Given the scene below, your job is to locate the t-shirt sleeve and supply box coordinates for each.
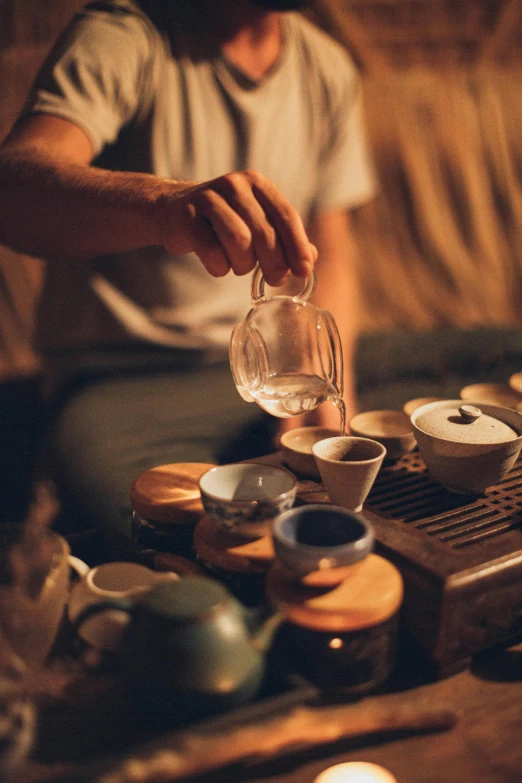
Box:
[21,6,154,157]
[313,59,378,214]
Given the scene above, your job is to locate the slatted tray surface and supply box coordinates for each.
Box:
[365,451,522,557]
[296,451,522,676]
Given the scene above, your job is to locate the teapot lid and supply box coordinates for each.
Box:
[142,576,232,622]
[414,402,519,444]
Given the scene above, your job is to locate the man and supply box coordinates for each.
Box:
[0,0,375,540]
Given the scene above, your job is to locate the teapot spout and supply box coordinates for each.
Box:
[246,606,284,654]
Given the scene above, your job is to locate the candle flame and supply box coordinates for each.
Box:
[314,761,398,783]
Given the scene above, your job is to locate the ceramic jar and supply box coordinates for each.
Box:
[130,462,215,557]
[267,553,403,693]
[267,505,403,692]
[193,515,275,607]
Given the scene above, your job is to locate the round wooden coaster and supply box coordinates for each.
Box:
[193,515,275,574]
[266,554,403,633]
[130,462,215,525]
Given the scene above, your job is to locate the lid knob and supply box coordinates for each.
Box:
[458,404,482,423]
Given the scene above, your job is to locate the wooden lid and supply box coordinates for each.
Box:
[193,515,275,574]
[130,463,215,525]
[266,554,403,632]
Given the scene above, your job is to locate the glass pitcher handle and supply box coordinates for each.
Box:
[319,309,344,398]
[229,322,270,402]
[251,265,316,304]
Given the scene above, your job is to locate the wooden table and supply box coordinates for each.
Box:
[16,453,522,783]
[18,636,522,783]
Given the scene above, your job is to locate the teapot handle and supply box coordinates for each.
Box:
[251,266,316,304]
[68,599,133,651]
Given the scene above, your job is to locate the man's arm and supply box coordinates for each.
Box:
[0,114,316,286]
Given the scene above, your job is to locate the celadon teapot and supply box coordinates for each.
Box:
[70,575,282,727]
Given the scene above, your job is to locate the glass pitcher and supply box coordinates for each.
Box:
[229,267,345,428]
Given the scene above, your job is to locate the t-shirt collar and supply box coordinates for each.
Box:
[216,15,289,90]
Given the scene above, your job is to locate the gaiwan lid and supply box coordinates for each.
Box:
[415,402,519,444]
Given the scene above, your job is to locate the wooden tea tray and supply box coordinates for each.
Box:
[288,451,522,678]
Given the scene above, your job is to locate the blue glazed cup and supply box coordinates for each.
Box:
[272,504,374,585]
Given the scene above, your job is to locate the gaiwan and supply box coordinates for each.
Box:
[410,400,522,494]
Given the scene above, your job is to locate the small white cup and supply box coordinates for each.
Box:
[198,463,297,537]
[312,436,386,512]
[68,561,178,651]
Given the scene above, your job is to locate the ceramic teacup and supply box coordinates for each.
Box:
[272,504,374,585]
[198,463,297,538]
[68,561,179,651]
[348,410,416,461]
[410,399,522,494]
[460,383,522,410]
[312,436,386,512]
[280,426,339,478]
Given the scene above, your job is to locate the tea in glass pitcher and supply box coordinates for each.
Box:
[229,267,346,433]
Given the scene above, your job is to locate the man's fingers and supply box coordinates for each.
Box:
[168,171,318,282]
[218,185,290,285]
[212,172,313,284]
[252,179,317,278]
[191,215,231,277]
[199,191,258,277]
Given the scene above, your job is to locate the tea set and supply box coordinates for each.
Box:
[80,380,522,724]
[12,271,522,730]
[70,500,400,724]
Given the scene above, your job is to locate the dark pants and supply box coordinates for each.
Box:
[354,327,522,411]
[43,327,522,541]
[44,362,274,539]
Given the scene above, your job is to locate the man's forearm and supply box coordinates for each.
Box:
[0,145,316,286]
[0,148,192,260]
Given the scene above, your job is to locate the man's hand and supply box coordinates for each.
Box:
[157,170,318,286]
[0,117,317,284]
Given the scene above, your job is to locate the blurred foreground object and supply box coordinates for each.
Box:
[0,482,62,776]
[0,628,35,780]
[94,690,455,783]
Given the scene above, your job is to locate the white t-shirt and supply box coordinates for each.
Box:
[24,1,376,374]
